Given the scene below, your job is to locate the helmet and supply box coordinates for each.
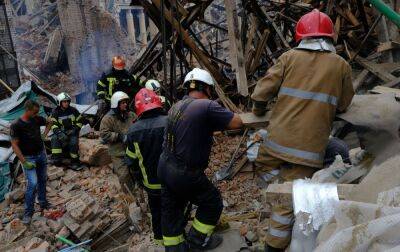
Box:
[183,68,215,89]
[112,56,126,70]
[57,92,71,106]
[145,79,161,92]
[295,9,335,43]
[110,91,130,109]
[135,88,162,116]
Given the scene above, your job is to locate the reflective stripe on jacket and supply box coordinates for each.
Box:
[251,49,354,168]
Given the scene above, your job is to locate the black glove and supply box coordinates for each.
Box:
[252,100,268,116]
[118,133,127,143]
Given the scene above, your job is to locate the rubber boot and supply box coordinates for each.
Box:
[165,242,188,252]
[187,227,223,251]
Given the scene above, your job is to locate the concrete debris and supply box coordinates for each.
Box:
[79,138,112,166]
[4,188,25,205]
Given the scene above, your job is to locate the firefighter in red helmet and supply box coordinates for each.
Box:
[251,9,354,251]
[125,88,166,246]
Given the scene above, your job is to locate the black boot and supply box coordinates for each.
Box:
[70,159,84,171]
[187,227,223,251]
[264,245,284,252]
[50,156,63,166]
[165,242,188,252]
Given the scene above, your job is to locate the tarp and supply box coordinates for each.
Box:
[0,162,11,202]
[0,81,98,129]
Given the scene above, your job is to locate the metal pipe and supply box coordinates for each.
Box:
[369,0,400,27]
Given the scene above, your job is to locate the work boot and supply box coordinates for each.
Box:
[40,202,54,212]
[165,242,188,252]
[22,214,32,225]
[50,157,63,166]
[264,245,284,252]
[70,160,84,171]
[187,227,223,250]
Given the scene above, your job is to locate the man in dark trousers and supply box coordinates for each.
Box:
[49,92,83,169]
[10,100,51,224]
[158,68,243,251]
[125,88,166,246]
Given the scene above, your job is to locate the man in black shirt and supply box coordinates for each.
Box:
[10,100,51,224]
[158,68,243,251]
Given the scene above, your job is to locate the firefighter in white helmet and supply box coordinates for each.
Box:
[158,68,243,251]
[100,91,136,193]
[49,92,83,170]
[145,79,170,108]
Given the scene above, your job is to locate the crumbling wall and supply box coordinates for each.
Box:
[57,0,133,96]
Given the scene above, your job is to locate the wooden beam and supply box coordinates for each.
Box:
[224,0,249,96]
[355,57,397,82]
[249,29,270,75]
[383,76,400,87]
[239,112,270,128]
[353,69,369,90]
[377,41,400,52]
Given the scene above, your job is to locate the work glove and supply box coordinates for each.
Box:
[252,100,268,116]
[118,133,127,143]
[23,161,36,170]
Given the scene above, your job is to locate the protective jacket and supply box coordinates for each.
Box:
[97,68,143,103]
[251,48,354,168]
[50,106,82,133]
[125,111,167,190]
[100,109,136,157]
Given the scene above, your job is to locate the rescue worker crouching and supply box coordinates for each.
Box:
[96,56,143,118]
[100,91,136,193]
[251,9,354,251]
[158,68,243,251]
[50,92,83,170]
[125,88,167,246]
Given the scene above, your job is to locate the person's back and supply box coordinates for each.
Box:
[253,48,354,167]
[167,97,233,170]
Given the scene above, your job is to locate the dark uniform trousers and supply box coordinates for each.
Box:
[51,132,79,161]
[158,153,223,247]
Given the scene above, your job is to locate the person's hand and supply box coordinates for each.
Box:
[118,133,127,143]
[23,161,36,169]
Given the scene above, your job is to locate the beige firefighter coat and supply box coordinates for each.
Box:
[251,49,354,168]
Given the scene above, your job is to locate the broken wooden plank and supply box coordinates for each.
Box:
[224,0,249,96]
[249,29,270,75]
[377,41,400,52]
[264,182,356,207]
[239,112,270,128]
[355,57,397,82]
[382,76,400,87]
[353,69,370,90]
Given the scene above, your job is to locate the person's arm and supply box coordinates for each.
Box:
[99,116,120,143]
[125,136,140,182]
[251,54,286,116]
[226,113,243,129]
[43,117,52,137]
[73,108,83,129]
[97,73,108,100]
[337,64,355,113]
[11,139,26,163]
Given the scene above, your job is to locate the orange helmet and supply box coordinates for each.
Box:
[112,56,126,70]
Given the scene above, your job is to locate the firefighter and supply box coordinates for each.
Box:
[100,91,136,193]
[96,56,143,117]
[125,88,166,246]
[145,79,170,108]
[50,92,83,170]
[251,9,354,251]
[158,68,243,251]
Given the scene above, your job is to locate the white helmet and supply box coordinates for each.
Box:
[110,91,130,109]
[57,92,71,106]
[183,68,215,89]
[145,79,161,92]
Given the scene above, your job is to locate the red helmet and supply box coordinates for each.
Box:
[135,88,163,116]
[295,9,335,43]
